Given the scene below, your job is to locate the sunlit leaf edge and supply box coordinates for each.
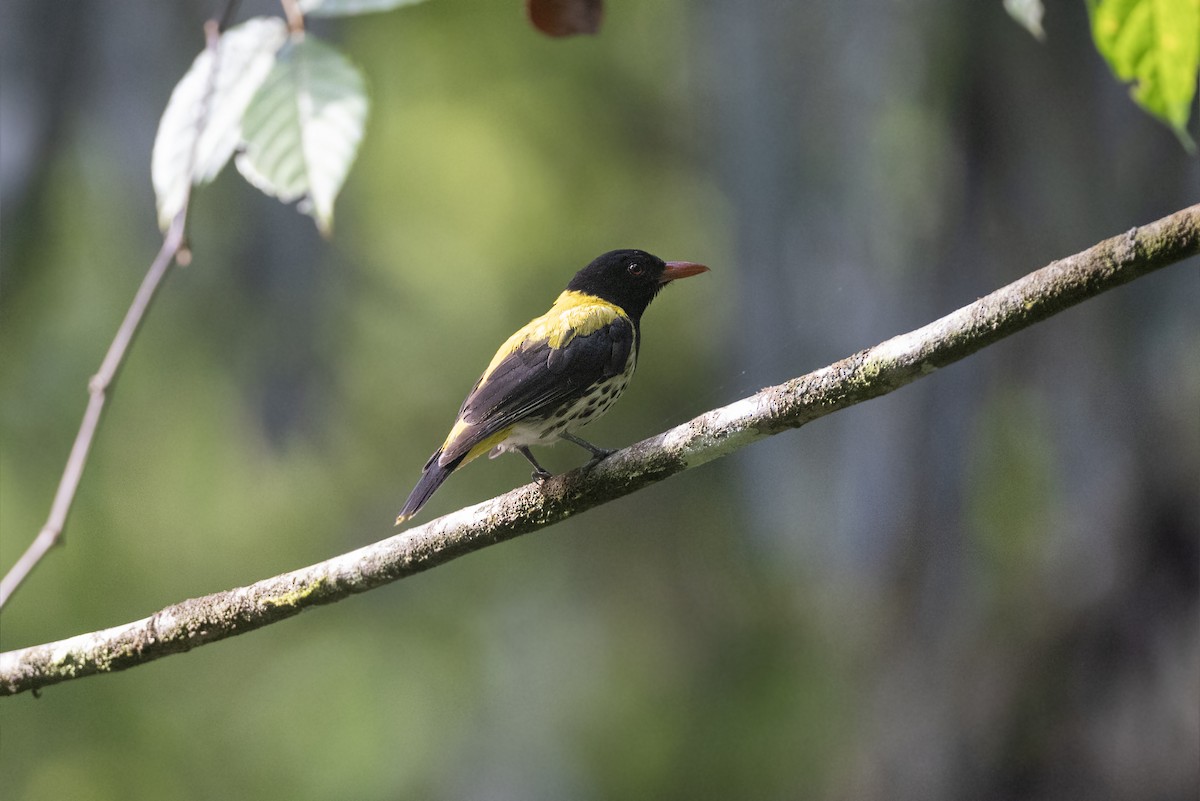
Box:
[1087,0,1199,150]
[236,36,370,235]
[297,0,429,19]
[150,17,289,230]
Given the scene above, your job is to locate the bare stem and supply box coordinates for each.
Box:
[280,0,305,35]
[0,5,239,611]
[0,214,185,609]
[1,205,1196,696]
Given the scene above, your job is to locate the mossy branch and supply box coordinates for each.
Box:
[2,204,1197,697]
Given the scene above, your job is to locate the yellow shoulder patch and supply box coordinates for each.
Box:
[474,291,629,388]
[544,290,626,349]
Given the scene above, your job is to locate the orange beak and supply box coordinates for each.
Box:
[660,261,710,283]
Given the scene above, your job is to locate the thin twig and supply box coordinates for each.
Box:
[1,205,1196,696]
[0,214,185,610]
[219,0,244,30]
[0,5,239,611]
[280,0,306,35]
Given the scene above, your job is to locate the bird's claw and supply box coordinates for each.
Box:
[584,449,616,470]
[531,468,553,484]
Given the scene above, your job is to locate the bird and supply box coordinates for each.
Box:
[396,249,709,524]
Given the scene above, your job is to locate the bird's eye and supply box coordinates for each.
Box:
[627,263,644,276]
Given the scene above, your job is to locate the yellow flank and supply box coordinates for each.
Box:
[440,419,512,465]
[475,291,628,389]
[435,292,627,461]
[443,417,473,448]
[460,427,513,466]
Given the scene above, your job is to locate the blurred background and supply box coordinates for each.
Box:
[2,0,1197,798]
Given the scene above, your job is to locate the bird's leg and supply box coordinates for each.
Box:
[559,432,616,469]
[517,446,554,484]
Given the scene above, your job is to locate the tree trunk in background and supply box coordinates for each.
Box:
[700,0,1198,798]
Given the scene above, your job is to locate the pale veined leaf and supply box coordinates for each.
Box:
[151,17,288,230]
[1004,0,1045,41]
[235,35,369,235]
[297,0,429,19]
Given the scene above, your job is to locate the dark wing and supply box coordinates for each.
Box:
[439,317,634,465]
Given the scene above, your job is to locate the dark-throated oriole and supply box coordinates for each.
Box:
[397,249,708,523]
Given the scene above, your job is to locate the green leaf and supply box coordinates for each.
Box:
[1088,0,1200,150]
[1004,0,1045,41]
[297,0,428,18]
[151,17,289,230]
[235,35,369,235]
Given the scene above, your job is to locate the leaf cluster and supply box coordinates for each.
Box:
[152,0,426,235]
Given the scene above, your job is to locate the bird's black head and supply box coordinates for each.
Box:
[566,249,709,321]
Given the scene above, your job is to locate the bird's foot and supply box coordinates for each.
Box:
[583,448,616,470]
[517,446,554,484]
[560,432,615,469]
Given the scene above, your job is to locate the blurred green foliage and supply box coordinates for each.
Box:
[1,1,1196,799]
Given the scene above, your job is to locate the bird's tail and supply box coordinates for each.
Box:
[396,449,462,525]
